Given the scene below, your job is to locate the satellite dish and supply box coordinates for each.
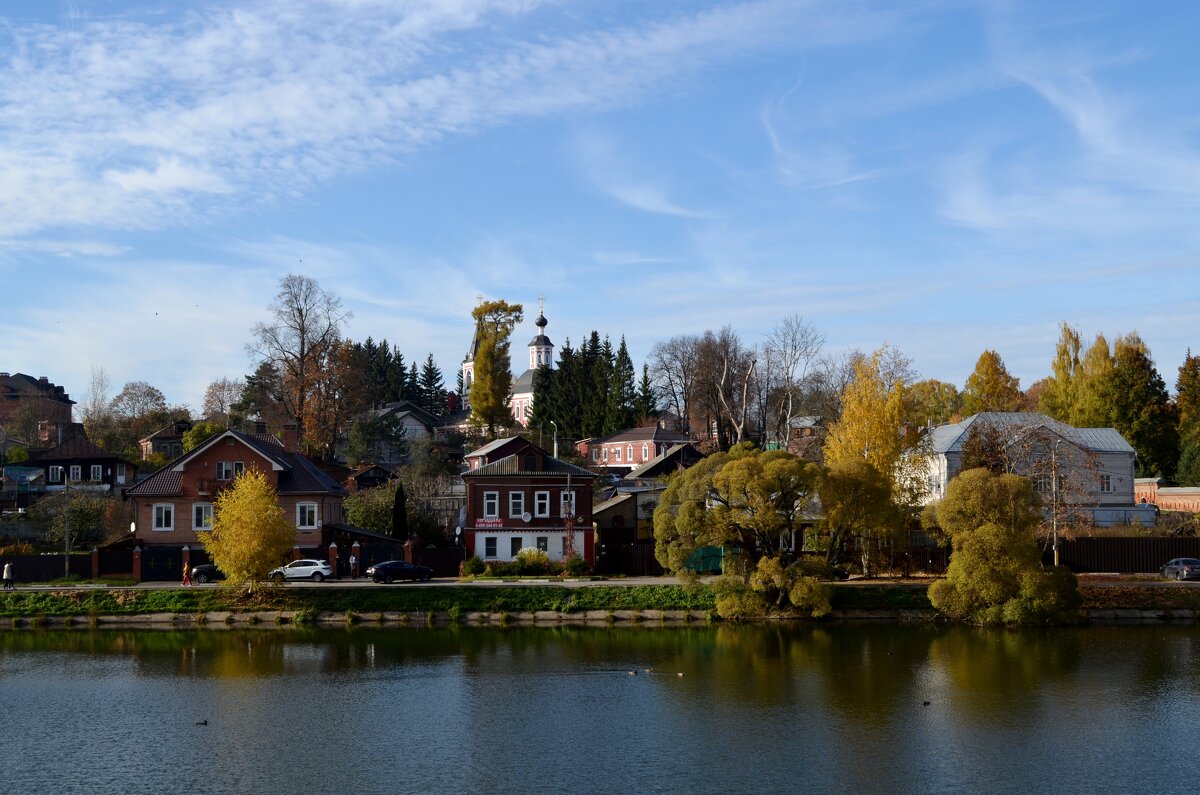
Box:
[521,512,531,523]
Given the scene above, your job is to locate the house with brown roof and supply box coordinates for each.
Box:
[460,435,596,565]
[0,372,75,447]
[125,423,348,549]
[575,426,692,472]
[30,435,136,494]
[139,419,193,460]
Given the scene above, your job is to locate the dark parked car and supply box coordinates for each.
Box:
[366,560,433,584]
[190,564,225,584]
[1160,558,1200,580]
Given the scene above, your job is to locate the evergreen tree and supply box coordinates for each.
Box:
[407,361,420,403]
[634,363,658,421]
[468,299,524,435]
[548,339,583,442]
[1177,349,1200,443]
[581,332,611,438]
[962,350,1023,414]
[605,336,637,433]
[418,353,446,416]
[1100,333,1179,478]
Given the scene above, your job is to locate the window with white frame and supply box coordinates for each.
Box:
[614,447,621,462]
[592,449,599,462]
[1032,474,1051,493]
[602,447,609,462]
[116,463,126,483]
[69,465,81,482]
[1100,474,1114,493]
[49,466,63,484]
[484,537,497,557]
[483,491,500,518]
[296,503,318,530]
[534,491,550,517]
[90,465,103,481]
[215,461,233,480]
[193,503,213,531]
[642,443,648,461]
[627,444,633,461]
[233,461,245,478]
[153,503,174,531]
[561,491,576,518]
[509,491,525,517]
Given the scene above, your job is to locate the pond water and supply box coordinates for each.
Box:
[2,624,1199,794]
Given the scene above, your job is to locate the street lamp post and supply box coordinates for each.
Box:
[1051,439,1061,567]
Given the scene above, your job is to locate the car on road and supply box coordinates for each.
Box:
[366,560,434,584]
[269,559,334,583]
[1160,558,1200,580]
[191,564,225,584]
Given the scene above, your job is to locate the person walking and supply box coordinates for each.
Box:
[2,561,13,590]
[348,554,357,580]
[181,561,192,587]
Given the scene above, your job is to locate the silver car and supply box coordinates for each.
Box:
[1160,558,1200,581]
[269,559,333,583]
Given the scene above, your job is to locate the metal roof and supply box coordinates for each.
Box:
[463,453,596,479]
[930,412,1134,455]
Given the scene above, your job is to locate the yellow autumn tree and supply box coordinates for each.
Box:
[201,468,295,591]
[824,345,927,503]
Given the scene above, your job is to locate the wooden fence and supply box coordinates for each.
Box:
[1050,537,1200,573]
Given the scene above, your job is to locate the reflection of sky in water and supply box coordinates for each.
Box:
[3,626,1200,795]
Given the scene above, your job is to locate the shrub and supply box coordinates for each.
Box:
[563,554,590,577]
[461,556,486,576]
[712,574,766,620]
[787,576,832,618]
[514,547,550,575]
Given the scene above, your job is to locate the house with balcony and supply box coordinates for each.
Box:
[923,412,1157,527]
[30,435,135,494]
[460,435,596,564]
[125,423,348,549]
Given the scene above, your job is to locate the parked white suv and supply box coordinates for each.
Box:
[268,559,333,583]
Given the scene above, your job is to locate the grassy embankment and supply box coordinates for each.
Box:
[0,580,1191,620]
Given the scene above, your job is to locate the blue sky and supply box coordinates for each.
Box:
[1,0,1198,412]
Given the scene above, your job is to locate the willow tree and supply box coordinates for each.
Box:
[928,468,1079,625]
[468,299,523,436]
[202,469,295,591]
[653,444,819,576]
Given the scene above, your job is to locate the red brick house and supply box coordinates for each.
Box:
[0,372,75,446]
[576,426,692,472]
[461,436,596,565]
[125,424,348,549]
[1135,478,1200,513]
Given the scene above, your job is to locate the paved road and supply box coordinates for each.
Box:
[7,575,691,591]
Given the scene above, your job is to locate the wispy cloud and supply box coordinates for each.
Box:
[0,0,906,239]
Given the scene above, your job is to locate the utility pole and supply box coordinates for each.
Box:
[1051,440,1060,567]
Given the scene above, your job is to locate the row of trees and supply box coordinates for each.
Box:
[527,333,655,443]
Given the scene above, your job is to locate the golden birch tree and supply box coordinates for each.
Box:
[201,469,295,590]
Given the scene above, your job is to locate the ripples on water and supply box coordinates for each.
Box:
[2,625,1200,795]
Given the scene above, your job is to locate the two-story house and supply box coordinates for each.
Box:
[461,436,596,564]
[125,423,348,549]
[923,412,1157,527]
[576,426,692,473]
[139,419,193,460]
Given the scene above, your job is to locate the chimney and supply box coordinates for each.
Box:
[39,376,49,384]
[254,421,267,435]
[282,422,299,454]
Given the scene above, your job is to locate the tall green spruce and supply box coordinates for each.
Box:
[605,337,638,433]
[635,364,658,421]
[1100,333,1179,478]
[418,353,446,416]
